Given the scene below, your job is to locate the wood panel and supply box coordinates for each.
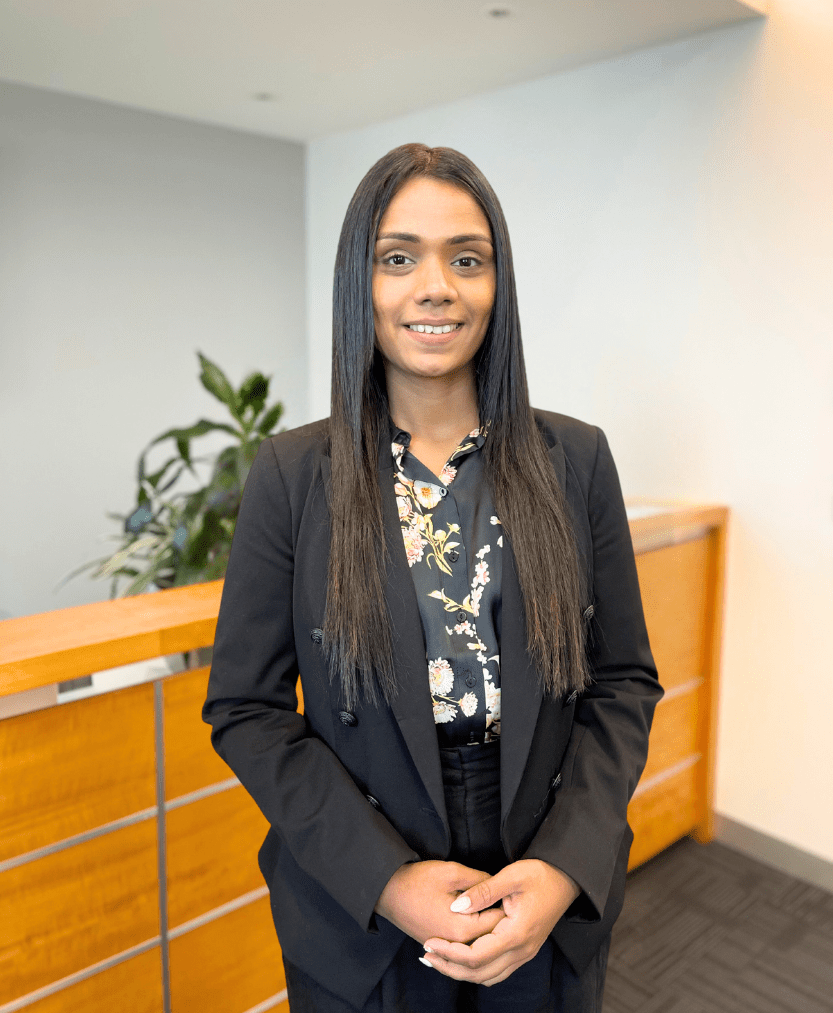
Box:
[22,947,163,1013]
[167,785,269,930]
[693,524,728,844]
[164,667,231,800]
[627,503,727,555]
[0,821,160,1005]
[0,580,222,697]
[164,667,304,802]
[169,897,285,1013]
[635,537,712,691]
[0,683,155,861]
[639,688,701,785]
[628,762,700,870]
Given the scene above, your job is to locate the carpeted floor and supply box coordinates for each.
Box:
[603,837,833,1013]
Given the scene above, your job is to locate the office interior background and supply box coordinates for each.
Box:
[1,0,832,1007]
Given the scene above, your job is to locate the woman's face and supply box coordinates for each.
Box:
[372,177,496,386]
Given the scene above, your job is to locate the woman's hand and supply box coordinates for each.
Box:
[420,859,580,985]
[374,860,506,946]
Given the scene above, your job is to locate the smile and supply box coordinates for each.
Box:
[405,323,462,334]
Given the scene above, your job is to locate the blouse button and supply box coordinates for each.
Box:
[448,549,460,563]
[456,610,467,623]
[339,710,358,727]
[465,673,476,688]
[439,488,448,497]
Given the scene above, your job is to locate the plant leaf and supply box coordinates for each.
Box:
[94,535,164,579]
[198,352,240,419]
[145,419,239,469]
[55,556,112,590]
[257,401,284,435]
[124,566,166,596]
[141,455,181,490]
[238,372,269,418]
[157,464,187,496]
[124,504,154,534]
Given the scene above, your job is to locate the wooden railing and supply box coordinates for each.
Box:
[0,580,222,697]
[0,503,727,1013]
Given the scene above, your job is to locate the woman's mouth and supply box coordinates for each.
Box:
[404,323,463,334]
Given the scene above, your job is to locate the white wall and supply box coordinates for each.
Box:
[307,6,833,864]
[0,81,306,620]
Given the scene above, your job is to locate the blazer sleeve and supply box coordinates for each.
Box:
[202,439,420,932]
[522,427,662,922]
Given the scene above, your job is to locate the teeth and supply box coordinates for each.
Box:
[408,324,459,334]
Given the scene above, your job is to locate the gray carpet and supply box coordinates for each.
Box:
[603,837,833,1013]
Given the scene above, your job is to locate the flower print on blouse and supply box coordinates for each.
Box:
[391,424,503,747]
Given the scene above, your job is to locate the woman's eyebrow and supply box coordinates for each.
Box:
[448,234,493,246]
[376,231,493,245]
[377,231,420,243]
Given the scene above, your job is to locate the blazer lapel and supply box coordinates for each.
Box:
[377,438,450,838]
[499,439,566,828]
[323,437,448,837]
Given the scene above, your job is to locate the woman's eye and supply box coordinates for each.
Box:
[383,253,413,266]
[453,256,480,268]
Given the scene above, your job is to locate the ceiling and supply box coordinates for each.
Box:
[0,0,766,142]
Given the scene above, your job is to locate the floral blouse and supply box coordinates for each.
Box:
[392,423,503,747]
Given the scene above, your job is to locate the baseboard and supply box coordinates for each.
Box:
[714,814,833,894]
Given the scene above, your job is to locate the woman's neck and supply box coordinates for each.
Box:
[384,365,480,478]
[385,365,479,444]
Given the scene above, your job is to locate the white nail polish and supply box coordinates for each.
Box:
[424,946,434,953]
[450,896,471,912]
[419,956,433,967]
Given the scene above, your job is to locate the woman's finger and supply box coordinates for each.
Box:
[448,864,521,914]
[424,926,508,969]
[446,863,492,894]
[454,906,504,942]
[481,965,519,986]
[420,943,517,984]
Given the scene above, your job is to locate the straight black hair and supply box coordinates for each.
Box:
[325,143,590,708]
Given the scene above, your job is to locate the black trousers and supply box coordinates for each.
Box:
[284,741,610,1012]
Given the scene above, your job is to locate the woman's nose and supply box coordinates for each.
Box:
[413,256,457,305]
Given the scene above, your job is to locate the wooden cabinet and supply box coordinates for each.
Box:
[627,505,727,866]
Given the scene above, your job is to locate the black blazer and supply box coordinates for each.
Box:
[203,409,661,1009]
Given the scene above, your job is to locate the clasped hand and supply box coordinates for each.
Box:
[374,859,580,986]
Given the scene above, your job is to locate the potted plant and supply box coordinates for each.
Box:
[68,352,285,598]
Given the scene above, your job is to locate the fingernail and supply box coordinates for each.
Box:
[423,946,434,953]
[419,956,433,968]
[450,896,471,913]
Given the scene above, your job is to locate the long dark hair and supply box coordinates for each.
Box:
[325,143,590,708]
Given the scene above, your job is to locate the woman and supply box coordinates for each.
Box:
[203,143,661,1012]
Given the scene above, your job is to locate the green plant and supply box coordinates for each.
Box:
[69,352,285,596]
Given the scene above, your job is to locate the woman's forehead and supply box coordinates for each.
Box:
[378,178,492,243]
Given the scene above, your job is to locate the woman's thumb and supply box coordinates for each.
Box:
[450,869,510,913]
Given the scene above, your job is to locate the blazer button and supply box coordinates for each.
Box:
[448,549,460,563]
[563,689,579,708]
[583,605,595,620]
[550,773,562,790]
[310,628,324,644]
[366,794,381,810]
[338,710,358,727]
